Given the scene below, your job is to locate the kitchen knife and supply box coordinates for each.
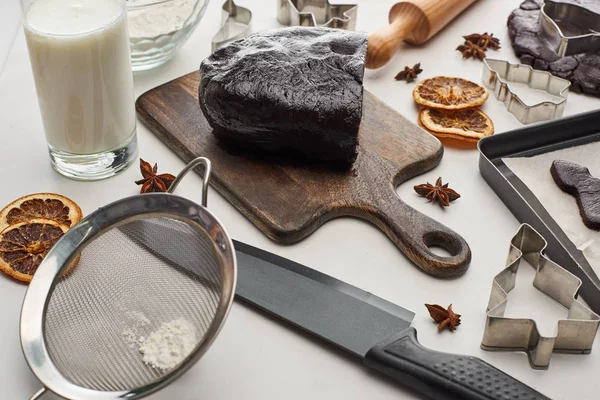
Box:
[125,219,549,400]
[233,240,550,400]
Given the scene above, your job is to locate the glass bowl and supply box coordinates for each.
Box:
[127,0,209,71]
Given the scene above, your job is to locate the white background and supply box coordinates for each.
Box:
[1,0,600,399]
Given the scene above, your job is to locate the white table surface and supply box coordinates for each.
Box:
[1,0,600,399]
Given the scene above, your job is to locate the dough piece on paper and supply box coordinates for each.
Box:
[551,160,600,230]
[502,142,600,275]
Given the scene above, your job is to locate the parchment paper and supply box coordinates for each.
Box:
[503,142,600,275]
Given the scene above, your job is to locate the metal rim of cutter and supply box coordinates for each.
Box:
[212,0,253,51]
[539,0,600,57]
[481,58,571,125]
[277,0,358,30]
[482,223,600,370]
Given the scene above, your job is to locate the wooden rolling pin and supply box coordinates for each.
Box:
[366,0,478,69]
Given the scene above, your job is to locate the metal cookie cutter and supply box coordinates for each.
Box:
[212,0,253,51]
[278,0,357,30]
[482,58,571,125]
[482,224,600,369]
[539,0,600,57]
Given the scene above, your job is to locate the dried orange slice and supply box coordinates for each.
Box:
[413,76,489,110]
[0,219,68,283]
[0,193,82,231]
[419,108,494,142]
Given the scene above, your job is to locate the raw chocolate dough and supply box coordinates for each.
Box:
[199,27,368,166]
[551,160,600,230]
[508,0,600,96]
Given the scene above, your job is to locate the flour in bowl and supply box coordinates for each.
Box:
[128,0,198,39]
[139,318,198,370]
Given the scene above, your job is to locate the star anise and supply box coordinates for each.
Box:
[394,63,423,83]
[456,41,487,60]
[425,304,461,332]
[414,177,460,207]
[135,158,176,194]
[463,32,501,51]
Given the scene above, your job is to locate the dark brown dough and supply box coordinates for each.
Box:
[199,27,367,167]
[508,0,600,96]
[550,160,600,230]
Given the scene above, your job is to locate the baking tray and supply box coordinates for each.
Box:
[478,109,600,314]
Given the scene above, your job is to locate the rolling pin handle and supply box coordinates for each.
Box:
[365,12,420,70]
[366,0,478,69]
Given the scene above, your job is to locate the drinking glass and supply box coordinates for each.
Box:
[21,0,138,180]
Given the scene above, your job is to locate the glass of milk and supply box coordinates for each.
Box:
[21,0,138,180]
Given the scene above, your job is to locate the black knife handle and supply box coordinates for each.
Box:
[364,328,550,400]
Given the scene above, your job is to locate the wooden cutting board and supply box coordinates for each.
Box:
[136,72,471,277]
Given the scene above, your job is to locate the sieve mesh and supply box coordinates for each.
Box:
[43,216,223,392]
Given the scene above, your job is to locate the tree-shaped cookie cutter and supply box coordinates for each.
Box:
[482,224,600,369]
[481,58,571,125]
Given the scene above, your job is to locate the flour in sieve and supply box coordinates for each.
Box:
[127,0,198,39]
[121,310,151,348]
[139,318,198,370]
[122,328,141,348]
[125,310,151,326]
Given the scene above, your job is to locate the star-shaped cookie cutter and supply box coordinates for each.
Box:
[277,0,357,30]
[481,224,600,369]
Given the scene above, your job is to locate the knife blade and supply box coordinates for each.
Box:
[233,240,550,400]
[233,240,414,358]
[124,220,549,400]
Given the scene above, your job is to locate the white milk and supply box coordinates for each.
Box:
[24,0,136,155]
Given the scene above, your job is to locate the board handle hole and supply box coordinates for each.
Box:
[423,231,461,258]
[427,246,453,258]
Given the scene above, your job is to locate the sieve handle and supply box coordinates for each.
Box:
[168,157,212,207]
[29,388,46,400]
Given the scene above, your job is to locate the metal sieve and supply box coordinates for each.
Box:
[20,157,237,400]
